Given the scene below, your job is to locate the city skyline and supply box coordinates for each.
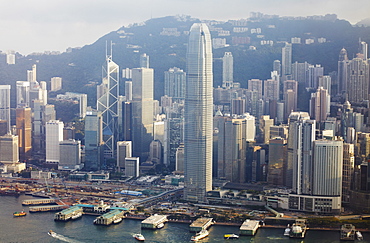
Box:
[1,0,370,55]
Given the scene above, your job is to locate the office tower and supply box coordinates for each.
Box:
[16,81,30,107]
[273,60,281,76]
[0,134,19,164]
[184,23,213,202]
[231,98,246,115]
[283,80,298,120]
[125,157,140,177]
[318,76,331,95]
[346,58,369,103]
[282,42,292,80]
[125,81,132,101]
[58,139,81,170]
[97,54,119,158]
[292,61,310,84]
[360,41,368,60]
[342,143,354,203]
[175,144,184,172]
[84,109,103,170]
[154,120,165,143]
[0,85,11,133]
[248,79,263,100]
[310,87,330,123]
[270,125,289,140]
[0,120,7,136]
[264,79,279,101]
[306,64,324,89]
[51,77,62,91]
[16,107,32,162]
[149,140,162,164]
[164,67,186,100]
[140,53,149,68]
[29,81,47,107]
[131,68,154,160]
[222,52,233,89]
[260,115,274,144]
[286,112,311,188]
[164,117,184,169]
[122,102,132,141]
[45,120,64,163]
[338,48,349,94]
[276,102,284,124]
[268,137,286,186]
[117,141,132,171]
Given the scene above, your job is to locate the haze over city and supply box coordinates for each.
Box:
[1,0,370,55]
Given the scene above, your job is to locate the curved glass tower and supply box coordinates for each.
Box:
[184,23,213,202]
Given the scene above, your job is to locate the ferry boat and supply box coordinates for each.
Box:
[224,233,239,239]
[113,217,122,224]
[48,230,57,237]
[289,219,307,239]
[13,210,27,217]
[283,224,291,236]
[71,212,82,220]
[191,230,209,241]
[356,231,363,241]
[340,224,355,241]
[156,223,164,229]
[133,233,145,241]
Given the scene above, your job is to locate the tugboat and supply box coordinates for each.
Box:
[224,233,239,239]
[191,230,209,241]
[340,224,355,241]
[133,233,145,241]
[356,231,363,241]
[13,210,27,217]
[283,224,291,236]
[289,219,307,239]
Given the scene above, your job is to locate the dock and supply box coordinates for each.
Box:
[22,198,56,206]
[141,214,168,229]
[239,219,260,236]
[94,209,125,225]
[29,205,68,212]
[189,218,214,232]
[54,206,83,221]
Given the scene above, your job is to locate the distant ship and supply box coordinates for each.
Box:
[13,210,27,217]
[191,230,209,241]
[48,230,56,237]
[224,233,239,239]
[283,224,291,236]
[133,233,145,241]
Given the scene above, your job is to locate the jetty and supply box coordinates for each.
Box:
[94,209,125,225]
[141,214,168,229]
[189,218,214,232]
[340,224,355,241]
[239,219,260,236]
[22,198,56,206]
[54,206,83,221]
[29,205,68,212]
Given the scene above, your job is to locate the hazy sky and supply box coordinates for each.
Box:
[1,0,369,55]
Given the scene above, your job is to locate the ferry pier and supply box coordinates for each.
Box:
[239,219,260,236]
[141,215,168,229]
[54,206,83,221]
[93,209,125,225]
[189,218,214,232]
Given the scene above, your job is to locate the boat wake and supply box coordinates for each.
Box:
[48,231,84,243]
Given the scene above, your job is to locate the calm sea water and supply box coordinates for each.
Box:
[0,195,368,243]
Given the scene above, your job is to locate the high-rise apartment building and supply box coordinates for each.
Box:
[346,58,369,103]
[282,42,292,80]
[264,79,279,101]
[248,79,263,100]
[0,85,11,133]
[16,81,30,107]
[309,87,330,123]
[164,67,186,100]
[140,53,150,68]
[222,52,233,89]
[273,60,281,76]
[184,23,213,202]
[131,68,154,160]
[306,64,324,89]
[283,80,298,120]
[51,77,63,91]
[97,54,119,158]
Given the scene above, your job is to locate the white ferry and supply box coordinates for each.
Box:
[191,230,209,241]
[133,233,145,241]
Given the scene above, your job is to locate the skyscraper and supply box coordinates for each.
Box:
[97,54,119,158]
[45,120,64,163]
[338,48,349,94]
[184,23,213,202]
[282,42,292,80]
[164,67,186,100]
[16,107,32,162]
[140,53,150,68]
[16,81,30,107]
[346,58,369,103]
[0,85,11,133]
[84,110,103,170]
[309,87,330,123]
[222,52,233,89]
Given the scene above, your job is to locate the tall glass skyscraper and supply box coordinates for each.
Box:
[0,85,11,133]
[184,23,213,202]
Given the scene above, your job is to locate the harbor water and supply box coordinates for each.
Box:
[1,195,369,242]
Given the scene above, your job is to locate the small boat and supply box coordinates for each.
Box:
[340,224,355,241]
[133,233,145,241]
[191,230,209,241]
[48,230,56,237]
[113,217,122,224]
[224,233,239,239]
[13,210,27,217]
[356,231,363,241]
[284,224,291,236]
[156,223,164,229]
[71,212,82,220]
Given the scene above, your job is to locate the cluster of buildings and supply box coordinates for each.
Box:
[1,21,370,215]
